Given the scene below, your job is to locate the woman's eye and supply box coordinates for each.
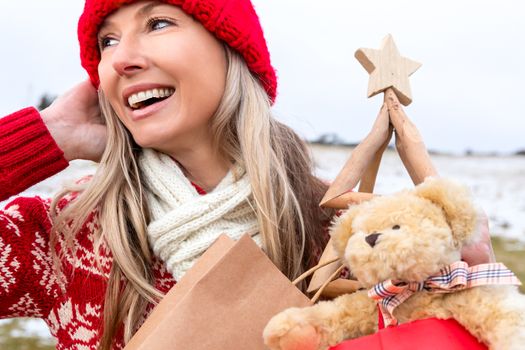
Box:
[99,37,119,50]
[147,18,174,31]
[392,225,401,230]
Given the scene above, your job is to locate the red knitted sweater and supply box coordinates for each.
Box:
[0,108,332,349]
[0,107,177,349]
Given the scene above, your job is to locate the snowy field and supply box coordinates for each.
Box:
[5,145,525,241]
[311,144,525,241]
[1,144,524,339]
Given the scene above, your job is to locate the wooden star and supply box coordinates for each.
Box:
[355,34,421,106]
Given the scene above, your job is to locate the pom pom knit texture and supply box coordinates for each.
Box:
[78,0,278,102]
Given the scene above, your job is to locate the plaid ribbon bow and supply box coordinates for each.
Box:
[368,261,522,327]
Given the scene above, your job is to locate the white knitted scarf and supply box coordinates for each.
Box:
[139,149,261,281]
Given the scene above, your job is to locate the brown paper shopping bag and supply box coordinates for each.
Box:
[124,234,311,350]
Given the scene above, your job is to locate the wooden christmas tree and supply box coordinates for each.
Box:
[310,34,439,296]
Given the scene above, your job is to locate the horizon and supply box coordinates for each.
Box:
[308,136,525,157]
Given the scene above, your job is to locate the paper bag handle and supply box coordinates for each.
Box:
[292,257,346,304]
[292,257,340,285]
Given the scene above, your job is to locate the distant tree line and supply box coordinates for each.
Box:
[310,133,359,147]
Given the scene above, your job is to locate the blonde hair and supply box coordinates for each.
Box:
[51,47,333,349]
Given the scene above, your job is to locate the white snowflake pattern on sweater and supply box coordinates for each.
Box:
[0,195,176,349]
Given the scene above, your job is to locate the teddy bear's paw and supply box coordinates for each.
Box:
[263,308,327,350]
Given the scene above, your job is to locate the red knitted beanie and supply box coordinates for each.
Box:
[78,0,277,102]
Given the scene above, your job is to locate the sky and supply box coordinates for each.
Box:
[1,0,524,154]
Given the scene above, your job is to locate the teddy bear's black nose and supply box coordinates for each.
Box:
[365,233,381,247]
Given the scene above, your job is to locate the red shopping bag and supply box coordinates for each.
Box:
[329,318,488,350]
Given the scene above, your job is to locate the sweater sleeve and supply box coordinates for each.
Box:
[0,195,61,319]
[0,107,69,201]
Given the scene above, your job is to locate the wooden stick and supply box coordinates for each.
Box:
[385,88,438,184]
[358,122,393,193]
[318,279,363,299]
[307,238,342,293]
[320,103,391,207]
[319,191,376,210]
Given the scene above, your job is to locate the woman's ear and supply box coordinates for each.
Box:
[413,177,478,244]
[330,205,361,258]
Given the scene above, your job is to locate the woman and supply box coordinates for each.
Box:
[0,0,493,349]
[1,1,333,348]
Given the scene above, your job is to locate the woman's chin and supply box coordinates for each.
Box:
[131,137,158,150]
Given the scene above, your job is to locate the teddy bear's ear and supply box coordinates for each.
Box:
[413,177,478,244]
[330,205,360,258]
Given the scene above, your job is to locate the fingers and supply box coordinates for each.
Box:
[41,80,106,161]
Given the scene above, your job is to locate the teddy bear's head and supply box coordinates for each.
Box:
[330,178,479,287]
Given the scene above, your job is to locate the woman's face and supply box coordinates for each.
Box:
[97,1,227,154]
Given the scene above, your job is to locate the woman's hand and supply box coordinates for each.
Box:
[461,210,496,265]
[40,80,107,162]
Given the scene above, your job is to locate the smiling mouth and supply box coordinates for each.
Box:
[127,88,175,110]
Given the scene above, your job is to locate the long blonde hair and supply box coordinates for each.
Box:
[51,46,333,349]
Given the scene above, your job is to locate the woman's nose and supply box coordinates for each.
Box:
[111,38,148,77]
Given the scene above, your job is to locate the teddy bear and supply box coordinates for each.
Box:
[263,177,525,350]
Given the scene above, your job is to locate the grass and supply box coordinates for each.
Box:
[0,318,55,349]
[492,236,525,293]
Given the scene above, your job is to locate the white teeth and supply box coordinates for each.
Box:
[128,88,175,109]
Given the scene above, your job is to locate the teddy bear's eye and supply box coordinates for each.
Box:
[392,225,400,230]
